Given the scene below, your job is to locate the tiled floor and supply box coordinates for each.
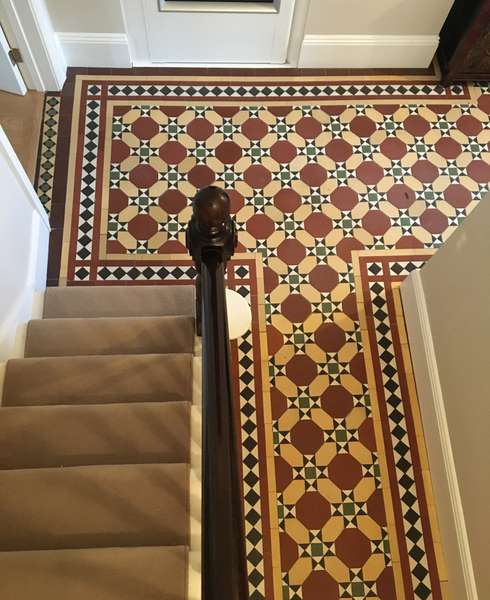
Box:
[39,71,490,600]
[354,250,443,599]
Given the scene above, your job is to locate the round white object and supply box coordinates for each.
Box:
[226,288,252,340]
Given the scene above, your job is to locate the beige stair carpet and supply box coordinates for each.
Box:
[0,285,195,600]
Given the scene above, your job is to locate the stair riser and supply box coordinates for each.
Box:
[43,285,195,319]
[25,316,194,358]
[0,402,190,468]
[3,354,193,407]
[0,464,189,551]
[0,546,188,600]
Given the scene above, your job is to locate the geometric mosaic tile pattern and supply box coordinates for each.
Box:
[353,250,446,600]
[35,93,61,214]
[44,73,490,600]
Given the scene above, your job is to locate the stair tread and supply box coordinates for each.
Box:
[2,284,195,597]
[3,353,193,406]
[0,401,191,468]
[0,463,189,551]
[0,545,188,600]
[43,284,195,319]
[25,315,195,358]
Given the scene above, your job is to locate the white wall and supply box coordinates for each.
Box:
[45,0,125,33]
[305,0,454,35]
[40,0,456,69]
[401,197,490,600]
[44,0,131,68]
[0,127,49,391]
[299,0,455,68]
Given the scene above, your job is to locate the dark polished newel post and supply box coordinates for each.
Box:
[186,186,248,600]
[186,186,237,336]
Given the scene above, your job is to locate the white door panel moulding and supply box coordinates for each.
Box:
[121,0,295,65]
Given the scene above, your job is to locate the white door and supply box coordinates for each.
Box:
[135,0,296,64]
[0,24,26,95]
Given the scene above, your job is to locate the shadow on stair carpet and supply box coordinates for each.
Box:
[0,285,195,600]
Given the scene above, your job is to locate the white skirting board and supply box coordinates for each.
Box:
[400,271,478,600]
[298,34,439,68]
[56,33,132,68]
[0,127,49,401]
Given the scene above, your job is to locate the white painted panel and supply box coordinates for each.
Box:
[141,0,295,64]
[0,22,26,94]
[57,32,131,68]
[299,34,439,69]
[45,0,125,34]
[304,0,454,36]
[0,127,49,387]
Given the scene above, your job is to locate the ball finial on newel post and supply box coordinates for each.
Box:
[186,186,238,334]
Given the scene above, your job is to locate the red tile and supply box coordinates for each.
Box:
[362,209,391,235]
[411,159,439,183]
[331,186,359,211]
[281,294,312,323]
[321,385,353,419]
[274,188,302,213]
[325,139,353,162]
[129,164,158,188]
[290,419,324,454]
[295,116,322,139]
[349,115,377,138]
[329,454,363,490]
[246,213,275,239]
[286,355,318,387]
[300,163,328,187]
[308,264,339,293]
[314,322,346,353]
[420,208,448,234]
[356,160,384,185]
[302,572,338,600]
[186,117,214,141]
[335,528,371,567]
[244,164,272,189]
[467,159,490,183]
[296,492,331,529]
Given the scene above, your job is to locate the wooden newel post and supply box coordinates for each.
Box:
[186,185,248,600]
[186,186,238,335]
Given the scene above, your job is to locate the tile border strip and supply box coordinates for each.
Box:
[353,248,447,600]
[35,92,61,214]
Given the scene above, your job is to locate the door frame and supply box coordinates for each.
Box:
[0,19,28,94]
[0,0,66,91]
[120,0,310,67]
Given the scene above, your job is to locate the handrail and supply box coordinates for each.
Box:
[186,186,248,600]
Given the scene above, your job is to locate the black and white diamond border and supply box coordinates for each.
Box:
[35,94,61,214]
[98,82,467,100]
[368,271,432,600]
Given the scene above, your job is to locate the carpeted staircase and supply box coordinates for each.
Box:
[0,285,195,599]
